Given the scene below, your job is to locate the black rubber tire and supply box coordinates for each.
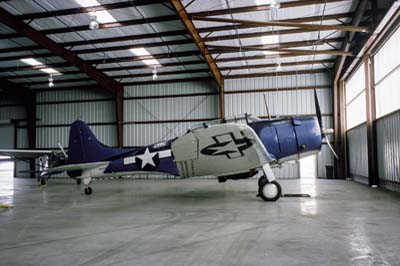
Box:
[258,176,266,186]
[258,180,282,202]
[40,179,47,186]
[76,179,82,185]
[84,187,93,195]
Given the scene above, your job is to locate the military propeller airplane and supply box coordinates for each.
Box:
[0,91,337,201]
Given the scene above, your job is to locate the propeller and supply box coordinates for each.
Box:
[314,89,339,160]
[58,142,68,159]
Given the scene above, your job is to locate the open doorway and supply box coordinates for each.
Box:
[0,156,14,197]
[299,155,317,179]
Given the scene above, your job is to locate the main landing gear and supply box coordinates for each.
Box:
[257,164,282,202]
[82,177,93,195]
[84,187,92,195]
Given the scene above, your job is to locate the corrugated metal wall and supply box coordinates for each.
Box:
[124,80,219,146]
[36,89,116,148]
[376,110,400,189]
[346,123,369,184]
[224,73,334,179]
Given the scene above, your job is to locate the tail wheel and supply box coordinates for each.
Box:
[258,180,282,202]
[84,187,92,195]
[40,178,47,186]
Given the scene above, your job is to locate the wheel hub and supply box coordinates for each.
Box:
[263,183,278,199]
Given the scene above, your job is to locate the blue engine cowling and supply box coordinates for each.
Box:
[249,116,322,161]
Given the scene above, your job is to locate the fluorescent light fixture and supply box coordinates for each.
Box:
[20,58,62,76]
[255,0,280,8]
[130,48,150,56]
[260,35,280,55]
[94,10,116,23]
[20,58,43,66]
[143,59,160,66]
[40,68,61,75]
[75,0,116,23]
[75,0,99,7]
[130,48,160,66]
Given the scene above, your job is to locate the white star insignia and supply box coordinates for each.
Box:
[137,148,156,168]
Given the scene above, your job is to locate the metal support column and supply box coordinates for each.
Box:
[364,55,379,186]
[115,89,124,148]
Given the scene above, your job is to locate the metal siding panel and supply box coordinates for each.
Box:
[124,80,217,97]
[36,89,111,102]
[124,95,218,121]
[16,127,29,149]
[347,124,369,181]
[224,89,331,117]
[376,111,400,188]
[123,81,219,148]
[224,73,331,91]
[0,105,26,120]
[36,126,69,149]
[37,101,115,125]
[124,122,200,146]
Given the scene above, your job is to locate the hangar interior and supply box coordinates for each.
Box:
[0,0,400,265]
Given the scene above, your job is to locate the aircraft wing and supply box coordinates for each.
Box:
[46,161,109,174]
[0,149,54,159]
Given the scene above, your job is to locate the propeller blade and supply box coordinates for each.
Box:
[324,137,339,160]
[314,89,323,131]
[58,142,68,158]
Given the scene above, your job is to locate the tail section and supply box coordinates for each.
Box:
[67,120,130,164]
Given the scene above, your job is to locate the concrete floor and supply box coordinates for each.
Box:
[1,176,400,266]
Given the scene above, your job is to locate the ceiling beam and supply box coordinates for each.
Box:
[224,69,329,79]
[0,55,204,74]
[0,37,342,63]
[191,0,348,17]
[170,0,223,89]
[215,53,337,63]
[219,59,336,71]
[15,68,211,86]
[334,0,369,79]
[0,7,122,95]
[0,11,354,54]
[0,49,202,64]
[0,39,195,62]
[208,45,353,56]
[0,14,179,40]
[192,16,370,33]
[209,37,344,52]
[204,27,338,43]
[15,0,167,20]
[0,60,206,79]
[32,77,215,91]
[0,30,189,54]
